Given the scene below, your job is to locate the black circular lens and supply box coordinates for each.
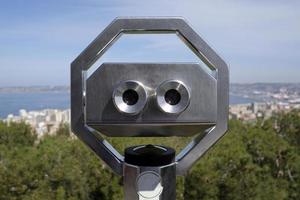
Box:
[164,89,181,105]
[122,89,139,105]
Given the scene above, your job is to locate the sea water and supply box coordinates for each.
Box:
[0,92,255,118]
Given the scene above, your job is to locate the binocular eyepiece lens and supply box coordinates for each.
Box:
[113,80,189,115]
[157,80,190,114]
[123,89,139,105]
[113,81,147,115]
[164,89,181,105]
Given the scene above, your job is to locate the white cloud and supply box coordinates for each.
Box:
[0,0,299,85]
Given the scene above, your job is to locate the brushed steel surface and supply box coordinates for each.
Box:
[90,123,213,137]
[86,63,217,136]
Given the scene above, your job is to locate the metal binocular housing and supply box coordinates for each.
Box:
[86,62,217,137]
[71,17,228,199]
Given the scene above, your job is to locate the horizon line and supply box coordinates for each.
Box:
[1,82,300,88]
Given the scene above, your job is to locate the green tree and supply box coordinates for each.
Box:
[0,121,36,147]
[272,110,300,147]
[0,110,299,200]
[56,123,71,137]
[184,119,299,200]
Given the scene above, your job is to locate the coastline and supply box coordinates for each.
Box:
[0,92,254,119]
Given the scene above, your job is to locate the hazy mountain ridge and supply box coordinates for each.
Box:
[0,86,70,93]
[1,83,300,93]
[231,83,300,92]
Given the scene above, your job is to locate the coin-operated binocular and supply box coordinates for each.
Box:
[71,17,228,200]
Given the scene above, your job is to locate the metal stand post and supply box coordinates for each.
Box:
[124,145,176,200]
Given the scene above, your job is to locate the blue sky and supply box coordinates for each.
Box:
[0,0,299,86]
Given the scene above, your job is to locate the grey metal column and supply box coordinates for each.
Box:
[124,164,176,200]
[123,145,176,200]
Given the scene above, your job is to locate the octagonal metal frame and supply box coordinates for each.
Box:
[71,17,229,176]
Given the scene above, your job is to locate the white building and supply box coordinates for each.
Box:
[5,109,70,138]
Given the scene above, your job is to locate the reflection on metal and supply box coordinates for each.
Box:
[71,17,229,200]
[113,80,147,115]
[123,144,176,200]
[156,80,190,114]
[136,171,163,199]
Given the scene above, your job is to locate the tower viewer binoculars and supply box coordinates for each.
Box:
[71,17,229,200]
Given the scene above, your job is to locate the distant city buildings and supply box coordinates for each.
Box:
[229,83,300,121]
[5,109,70,138]
[3,83,300,137]
[3,101,300,138]
[229,102,300,121]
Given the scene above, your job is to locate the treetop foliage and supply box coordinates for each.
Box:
[0,111,299,199]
